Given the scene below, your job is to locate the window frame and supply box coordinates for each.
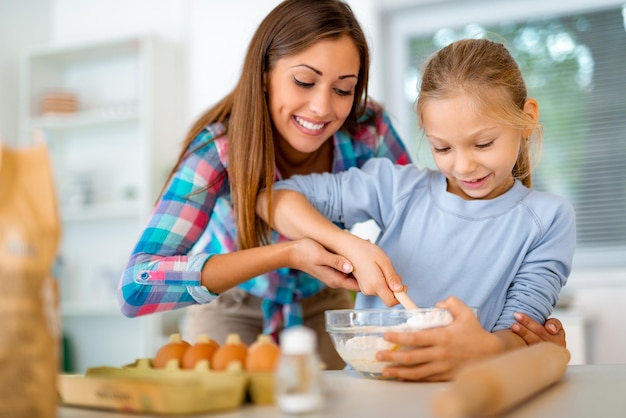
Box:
[382,0,626,288]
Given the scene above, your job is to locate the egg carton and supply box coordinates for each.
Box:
[141,357,276,405]
[58,358,275,415]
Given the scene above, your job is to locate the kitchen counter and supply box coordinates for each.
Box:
[59,364,626,418]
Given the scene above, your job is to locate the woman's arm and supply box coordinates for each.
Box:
[119,134,228,317]
[257,188,405,305]
[199,238,358,294]
[120,132,355,316]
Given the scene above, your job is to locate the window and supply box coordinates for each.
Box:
[384,0,626,275]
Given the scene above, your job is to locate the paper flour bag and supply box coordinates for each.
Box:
[0,140,61,418]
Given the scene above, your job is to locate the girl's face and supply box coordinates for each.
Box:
[265,35,360,155]
[422,93,525,200]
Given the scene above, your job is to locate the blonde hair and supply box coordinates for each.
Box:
[416,38,541,187]
[166,0,371,249]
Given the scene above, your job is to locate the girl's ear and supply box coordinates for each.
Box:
[522,98,539,137]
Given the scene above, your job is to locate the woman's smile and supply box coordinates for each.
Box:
[293,115,327,134]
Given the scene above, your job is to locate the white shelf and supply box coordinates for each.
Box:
[20,35,184,373]
[29,106,140,130]
[61,301,124,317]
[61,200,141,222]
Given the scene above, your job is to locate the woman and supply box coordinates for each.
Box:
[119,0,409,369]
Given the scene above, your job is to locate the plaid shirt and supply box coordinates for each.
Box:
[118,104,410,336]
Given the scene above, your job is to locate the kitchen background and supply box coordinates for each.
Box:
[1,0,624,372]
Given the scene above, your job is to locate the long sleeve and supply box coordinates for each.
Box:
[493,191,576,330]
[118,126,230,317]
[273,160,576,332]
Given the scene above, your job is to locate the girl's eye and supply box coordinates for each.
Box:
[476,140,494,149]
[432,146,450,154]
[334,88,353,97]
[294,77,314,88]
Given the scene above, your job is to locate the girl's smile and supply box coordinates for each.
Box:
[459,173,491,190]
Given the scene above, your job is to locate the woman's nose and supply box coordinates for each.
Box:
[308,90,332,118]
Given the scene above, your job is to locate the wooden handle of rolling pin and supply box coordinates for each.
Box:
[432,342,570,418]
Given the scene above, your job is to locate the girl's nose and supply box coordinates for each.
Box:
[454,152,477,176]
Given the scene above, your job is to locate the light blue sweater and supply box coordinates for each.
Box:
[273,158,576,331]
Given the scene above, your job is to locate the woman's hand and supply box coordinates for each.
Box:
[287,238,360,291]
[375,296,501,382]
[511,313,567,347]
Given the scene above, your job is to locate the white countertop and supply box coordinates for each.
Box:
[59,364,626,418]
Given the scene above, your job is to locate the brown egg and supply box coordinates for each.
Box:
[246,334,280,372]
[211,333,248,371]
[153,333,191,369]
[182,334,220,370]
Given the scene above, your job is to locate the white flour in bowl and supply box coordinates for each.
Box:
[336,334,396,374]
[404,309,453,329]
[335,310,454,374]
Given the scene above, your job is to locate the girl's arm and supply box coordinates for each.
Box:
[376,296,528,382]
[257,188,405,306]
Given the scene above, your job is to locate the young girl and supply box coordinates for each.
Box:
[118,0,411,369]
[257,38,576,381]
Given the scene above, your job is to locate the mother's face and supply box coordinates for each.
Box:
[265,35,360,155]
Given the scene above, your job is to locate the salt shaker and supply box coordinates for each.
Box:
[274,326,324,414]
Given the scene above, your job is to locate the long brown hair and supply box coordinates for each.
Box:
[165,0,370,250]
[416,38,541,187]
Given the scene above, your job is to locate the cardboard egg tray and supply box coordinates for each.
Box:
[58,358,275,415]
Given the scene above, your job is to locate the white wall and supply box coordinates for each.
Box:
[49,0,184,44]
[185,0,281,122]
[0,0,50,146]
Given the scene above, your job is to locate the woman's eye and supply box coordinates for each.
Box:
[334,88,353,97]
[294,77,314,88]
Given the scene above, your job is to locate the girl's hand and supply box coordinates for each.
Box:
[375,296,500,381]
[511,313,567,347]
[257,188,403,304]
[287,238,360,292]
[337,232,405,306]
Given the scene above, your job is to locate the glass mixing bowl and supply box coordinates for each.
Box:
[325,308,454,379]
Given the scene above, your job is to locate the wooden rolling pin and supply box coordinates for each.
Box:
[432,342,570,418]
